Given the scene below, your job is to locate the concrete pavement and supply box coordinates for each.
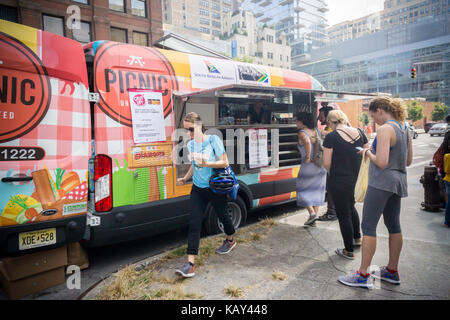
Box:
[83,204,449,300]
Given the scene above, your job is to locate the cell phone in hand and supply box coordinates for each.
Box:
[355,147,364,152]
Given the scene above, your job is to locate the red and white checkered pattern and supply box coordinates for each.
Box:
[0,77,91,181]
[62,182,88,200]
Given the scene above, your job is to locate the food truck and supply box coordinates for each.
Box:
[0,19,376,254]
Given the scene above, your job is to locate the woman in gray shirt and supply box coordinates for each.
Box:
[338,97,413,289]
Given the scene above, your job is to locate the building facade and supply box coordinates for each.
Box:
[223,9,291,68]
[295,14,450,105]
[327,12,381,44]
[162,0,233,37]
[327,0,449,45]
[240,0,329,66]
[0,0,163,45]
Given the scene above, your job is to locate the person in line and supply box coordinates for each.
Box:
[176,112,236,278]
[441,114,450,228]
[295,112,327,226]
[338,97,413,289]
[323,110,369,260]
[317,104,338,222]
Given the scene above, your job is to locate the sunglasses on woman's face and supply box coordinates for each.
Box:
[187,127,195,132]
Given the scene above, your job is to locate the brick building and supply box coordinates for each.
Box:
[0,0,163,46]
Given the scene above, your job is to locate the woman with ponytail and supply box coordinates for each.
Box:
[338,97,413,289]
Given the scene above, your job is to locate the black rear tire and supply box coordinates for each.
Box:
[204,196,247,236]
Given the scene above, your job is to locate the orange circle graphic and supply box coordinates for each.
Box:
[0,33,51,143]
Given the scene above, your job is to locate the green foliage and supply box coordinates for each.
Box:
[431,102,449,122]
[406,100,424,123]
[359,112,370,126]
[233,55,254,63]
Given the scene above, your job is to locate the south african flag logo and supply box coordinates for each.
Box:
[204,60,220,74]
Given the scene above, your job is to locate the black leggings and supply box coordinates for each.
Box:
[329,181,361,253]
[187,185,235,255]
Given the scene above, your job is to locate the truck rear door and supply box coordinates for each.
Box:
[0,20,90,255]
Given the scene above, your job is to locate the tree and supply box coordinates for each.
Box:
[431,102,449,122]
[359,112,370,127]
[406,100,424,123]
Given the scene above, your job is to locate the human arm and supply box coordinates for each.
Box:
[177,165,193,185]
[298,131,311,163]
[359,125,391,169]
[323,147,333,173]
[197,135,229,168]
[406,130,413,167]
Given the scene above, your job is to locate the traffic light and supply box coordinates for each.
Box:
[411,67,416,79]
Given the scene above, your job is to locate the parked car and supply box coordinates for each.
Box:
[406,123,419,139]
[429,123,448,136]
[424,122,438,133]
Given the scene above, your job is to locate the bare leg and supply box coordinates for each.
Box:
[306,206,314,215]
[387,233,403,271]
[313,206,320,215]
[188,254,195,264]
[359,235,377,274]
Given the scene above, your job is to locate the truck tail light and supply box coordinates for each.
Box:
[94,154,112,212]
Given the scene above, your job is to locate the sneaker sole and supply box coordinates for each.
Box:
[216,242,236,255]
[371,274,400,285]
[338,278,373,289]
[175,270,195,278]
[304,217,317,226]
[335,249,355,260]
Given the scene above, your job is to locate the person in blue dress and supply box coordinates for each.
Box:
[295,112,327,226]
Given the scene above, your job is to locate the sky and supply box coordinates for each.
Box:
[325,0,385,26]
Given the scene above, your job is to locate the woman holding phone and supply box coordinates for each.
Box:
[176,112,236,278]
[338,97,412,289]
[323,110,369,260]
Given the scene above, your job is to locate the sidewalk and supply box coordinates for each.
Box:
[83,206,449,300]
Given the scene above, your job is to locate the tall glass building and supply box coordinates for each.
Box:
[295,14,450,105]
[240,0,329,66]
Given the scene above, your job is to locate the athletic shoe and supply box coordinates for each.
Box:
[175,262,195,278]
[371,266,401,285]
[304,214,317,226]
[353,238,362,246]
[338,271,374,289]
[317,214,338,221]
[335,248,355,260]
[216,239,236,255]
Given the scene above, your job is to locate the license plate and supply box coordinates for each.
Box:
[19,228,56,250]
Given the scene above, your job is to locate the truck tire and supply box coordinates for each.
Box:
[204,196,247,236]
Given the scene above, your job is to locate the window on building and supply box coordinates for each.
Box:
[72,21,91,43]
[199,27,210,34]
[0,5,18,22]
[72,0,89,4]
[199,0,209,8]
[131,0,146,17]
[43,14,65,36]
[199,9,209,16]
[133,31,148,46]
[109,0,125,12]
[111,27,128,43]
[200,18,210,25]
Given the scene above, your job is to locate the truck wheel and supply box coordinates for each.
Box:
[204,196,247,236]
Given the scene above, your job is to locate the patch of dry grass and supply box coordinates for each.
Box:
[96,215,278,300]
[271,271,287,281]
[224,285,244,298]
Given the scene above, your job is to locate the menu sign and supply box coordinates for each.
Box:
[129,90,166,144]
[248,129,269,169]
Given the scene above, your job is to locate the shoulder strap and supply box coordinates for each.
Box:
[299,129,310,137]
[337,129,359,142]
